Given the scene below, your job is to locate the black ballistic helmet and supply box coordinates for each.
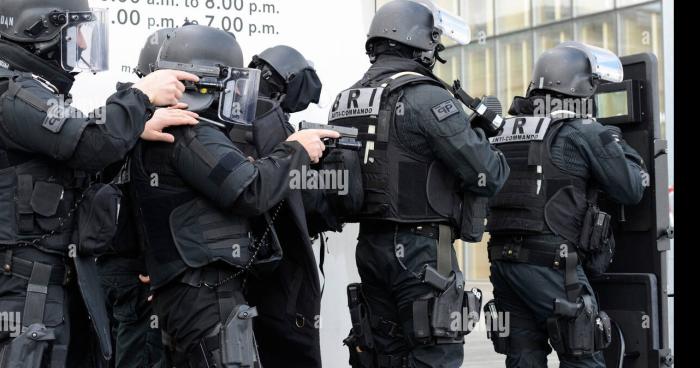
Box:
[0,0,90,43]
[249,45,322,113]
[366,0,439,54]
[158,25,243,69]
[135,28,173,78]
[252,45,311,85]
[157,25,244,111]
[365,0,470,67]
[528,46,595,98]
[527,42,623,99]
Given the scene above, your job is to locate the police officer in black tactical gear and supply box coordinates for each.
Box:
[331,1,510,367]
[96,28,178,368]
[243,44,346,368]
[0,0,199,366]
[484,42,648,368]
[128,25,340,367]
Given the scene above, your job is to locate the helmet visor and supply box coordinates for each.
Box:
[60,9,109,73]
[411,0,471,45]
[558,41,623,83]
[219,68,261,125]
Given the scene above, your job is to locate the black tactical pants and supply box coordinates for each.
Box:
[490,259,606,368]
[0,247,104,368]
[98,257,163,368]
[152,266,254,368]
[355,224,464,368]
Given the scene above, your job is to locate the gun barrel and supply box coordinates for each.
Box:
[299,121,358,138]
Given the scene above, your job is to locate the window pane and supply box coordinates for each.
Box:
[617,0,650,7]
[619,3,662,56]
[462,0,495,39]
[575,12,617,51]
[573,0,614,16]
[463,42,497,97]
[435,0,459,12]
[497,32,533,109]
[495,0,531,34]
[619,3,665,135]
[534,23,574,58]
[533,0,572,25]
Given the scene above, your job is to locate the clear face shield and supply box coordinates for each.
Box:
[219,68,261,125]
[155,60,260,125]
[558,41,624,83]
[60,9,109,73]
[411,0,471,45]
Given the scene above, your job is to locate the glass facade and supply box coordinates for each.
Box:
[375,0,666,280]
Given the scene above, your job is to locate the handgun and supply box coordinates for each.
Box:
[553,298,581,317]
[298,121,362,151]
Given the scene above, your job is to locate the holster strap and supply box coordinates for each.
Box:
[17,174,34,233]
[2,252,70,285]
[22,262,53,328]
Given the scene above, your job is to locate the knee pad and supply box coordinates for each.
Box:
[547,295,612,358]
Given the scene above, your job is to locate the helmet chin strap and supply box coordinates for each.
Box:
[33,35,60,57]
[416,44,446,69]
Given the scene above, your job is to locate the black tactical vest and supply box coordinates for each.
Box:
[131,100,287,289]
[328,72,463,225]
[0,68,88,254]
[486,116,591,244]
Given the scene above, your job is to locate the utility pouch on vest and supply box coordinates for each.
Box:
[220,304,260,367]
[343,283,376,368]
[76,184,122,257]
[321,148,364,222]
[459,195,488,243]
[170,199,281,270]
[578,204,614,277]
[16,176,67,235]
[547,295,611,357]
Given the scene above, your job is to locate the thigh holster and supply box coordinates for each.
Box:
[163,269,262,368]
[412,266,482,345]
[0,255,71,368]
[547,295,612,358]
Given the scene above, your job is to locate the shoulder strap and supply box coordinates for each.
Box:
[374,72,444,144]
[0,67,17,79]
[379,71,442,93]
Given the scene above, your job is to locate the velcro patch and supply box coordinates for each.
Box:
[490,117,552,144]
[42,104,69,133]
[328,87,384,121]
[431,100,459,121]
